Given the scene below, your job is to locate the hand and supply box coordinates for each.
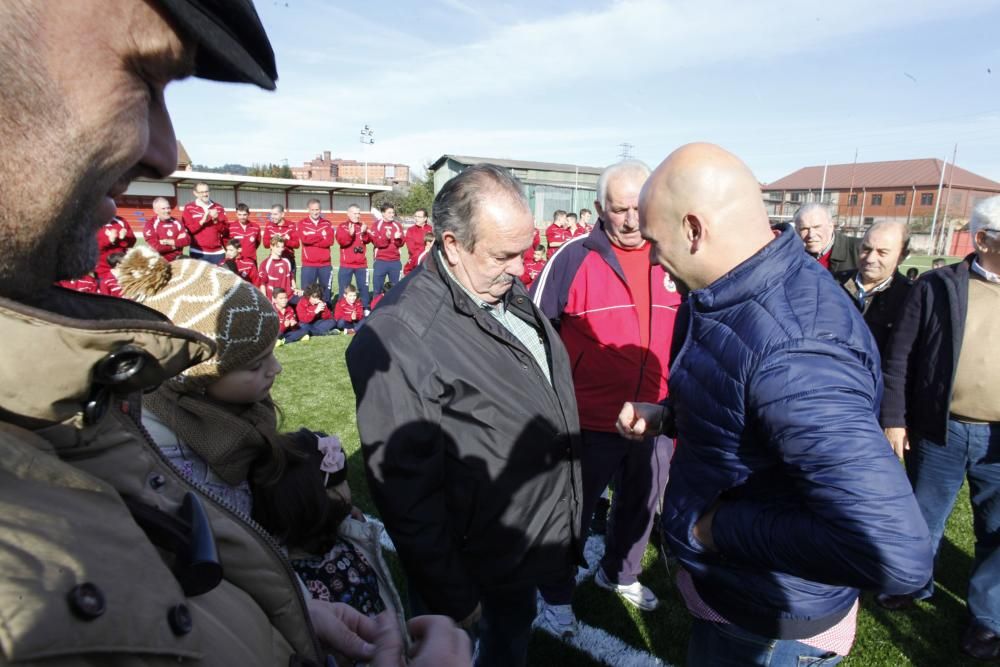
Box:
[616,401,664,441]
[209,208,219,220]
[163,238,175,247]
[370,612,471,667]
[118,228,127,240]
[360,223,368,235]
[315,302,325,312]
[105,229,117,242]
[407,615,472,667]
[350,506,365,521]
[394,230,402,239]
[294,289,304,297]
[307,599,376,662]
[693,501,721,552]
[885,427,910,460]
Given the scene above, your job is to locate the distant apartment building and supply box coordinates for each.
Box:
[291,150,410,185]
[763,158,1000,254]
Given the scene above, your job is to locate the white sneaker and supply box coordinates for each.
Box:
[595,568,659,611]
[537,602,578,638]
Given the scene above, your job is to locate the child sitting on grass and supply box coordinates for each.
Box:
[296,283,338,336]
[333,284,364,334]
[272,288,309,346]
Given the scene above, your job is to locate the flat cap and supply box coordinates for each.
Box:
[155,0,278,90]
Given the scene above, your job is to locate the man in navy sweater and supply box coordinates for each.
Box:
[618,143,932,666]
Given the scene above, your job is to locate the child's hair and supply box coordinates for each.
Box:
[566,212,578,222]
[271,287,287,299]
[270,234,286,247]
[303,283,324,300]
[236,202,250,213]
[535,244,545,253]
[226,238,242,250]
[343,284,358,296]
[107,252,126,268]
[250,429,351,555]
[423,232,434,243]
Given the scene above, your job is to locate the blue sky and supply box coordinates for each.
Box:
[165,0,1000,184]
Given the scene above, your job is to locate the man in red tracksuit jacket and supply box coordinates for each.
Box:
[182,182,228,263]
[531,160,679,637]
[371,203,404,297]
[545,210,571,258]
[520,244,547,290]
[228,203,261,267]
[143,197,190,261]
[263,204,300,277]
[296,198,335,303]
[95,216,135,281]
[403,208,432,275]
[335,204,371,310]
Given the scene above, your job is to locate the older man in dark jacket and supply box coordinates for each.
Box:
[619,143,932,666]
[880,195,1000,660]
[347,164,584,667]
[795,203,859,273]
[835,220,913,356]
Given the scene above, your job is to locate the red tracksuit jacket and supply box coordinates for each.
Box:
[545,224,570,259]
[371,220,404,262]
[296,299,332,324]
[297,216,335,267]
[57,275,98,293]
[182,200,228,253]
[263,220,300,263]
[274,304,299,335]
[403,223,432,274]
[335,221,371,269]
[258,256,294,298]
[521,258,546,290]
[228,220,261,263]
[220,256,258,284]
[96,217,136,275]
[143,216,190,261]
[334,298,363,323]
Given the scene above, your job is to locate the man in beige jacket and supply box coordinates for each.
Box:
[0,1,466,665]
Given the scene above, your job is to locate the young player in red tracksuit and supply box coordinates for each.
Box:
[297,200,336,304]
[263,204,300,277]
[335,205,372,310]
[258,237,297,300]
[371,204,404,296]
[545,210,571,259]
[143,200,190,261]
[272,287,309,345]
[220,239,259,285]
[182,183,228,262]
[96,216,135,281]
[333,284,364,334]
[520,244,547,290]
[295,284,337,336]
[228,203,261,266]
[402,208,432,275]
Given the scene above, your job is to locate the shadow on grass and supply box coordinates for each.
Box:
[857,536,978,667]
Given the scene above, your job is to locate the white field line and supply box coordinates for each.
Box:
[364,515,671,667]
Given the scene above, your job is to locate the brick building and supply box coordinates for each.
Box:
[291,150,410,185]
[763,158,1000,254]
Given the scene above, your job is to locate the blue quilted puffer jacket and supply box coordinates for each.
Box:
[662,225,932,640]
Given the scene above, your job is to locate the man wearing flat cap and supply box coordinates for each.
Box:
[0,1,466,666]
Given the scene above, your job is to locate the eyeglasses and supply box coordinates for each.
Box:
[195,190,210,195]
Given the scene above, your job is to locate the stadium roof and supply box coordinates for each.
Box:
[152,170,393,193]
[430,154,604,175]
[765,158,1000,192]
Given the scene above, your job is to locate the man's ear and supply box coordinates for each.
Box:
[683,214,703,254]
[593,200,605,220]
[440,231,461,266]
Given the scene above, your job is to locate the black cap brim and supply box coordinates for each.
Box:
[156,0,278,90]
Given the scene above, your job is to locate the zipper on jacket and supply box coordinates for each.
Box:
[123,400,325,663]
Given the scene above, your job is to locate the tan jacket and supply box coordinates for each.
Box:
[0,290,322,666]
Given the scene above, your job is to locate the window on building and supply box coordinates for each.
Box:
[849,194,858,206]
[921,193,933,206]
[871,194,883,206]
[790,192,801,202]
[895,193,906,206]
[863,217,874,225]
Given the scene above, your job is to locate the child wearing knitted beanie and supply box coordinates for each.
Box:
[116,247,403,627]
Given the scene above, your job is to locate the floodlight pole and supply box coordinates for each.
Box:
[360,125,375,185]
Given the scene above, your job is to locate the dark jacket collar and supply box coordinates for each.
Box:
[689,223,804,311]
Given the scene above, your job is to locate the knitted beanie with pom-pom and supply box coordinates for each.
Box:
[117,246,279,386]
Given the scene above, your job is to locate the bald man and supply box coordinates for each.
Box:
[617,144,931,666]
[834,221,913,356]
